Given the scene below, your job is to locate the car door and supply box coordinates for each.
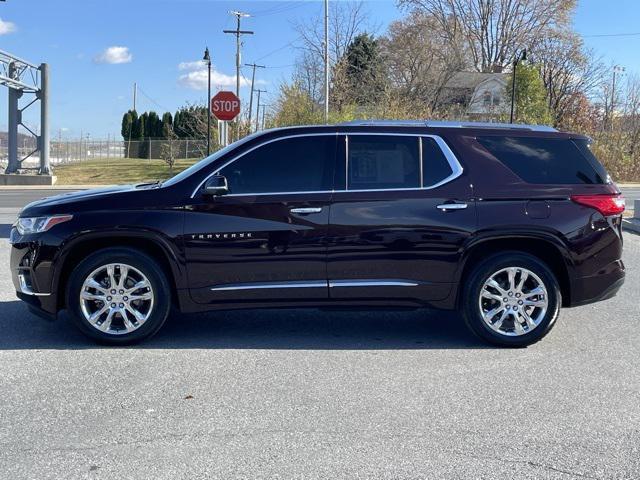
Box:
[184,133,337,304]
[327,133,476,303]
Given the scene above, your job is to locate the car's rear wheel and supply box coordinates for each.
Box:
[67,248,171,345]
[462,252,561,347]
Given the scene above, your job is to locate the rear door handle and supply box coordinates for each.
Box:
[290,207,322,214]
[437,202,468,211]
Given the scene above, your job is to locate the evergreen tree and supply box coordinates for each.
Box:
[173,111,182,137]
[130,110,141,139]
[507,63,553,125]
[161,112,173,138]
[147,111,159,138]
[340,33,387,107]
[138,112,148,139]
[121,111,133,141]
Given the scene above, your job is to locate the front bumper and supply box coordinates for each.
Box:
[11,235,59,317]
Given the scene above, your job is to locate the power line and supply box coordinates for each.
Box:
[583,31,640,38]
[255,35,304,62]
[250,1,307,17]
[265,64,296,69]
[137,86,172,112]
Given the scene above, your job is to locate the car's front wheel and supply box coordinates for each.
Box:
[462,252,561,347]
[67,248,171,345]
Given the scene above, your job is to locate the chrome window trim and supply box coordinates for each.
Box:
[418,137,424,188]
[191,131,464,198]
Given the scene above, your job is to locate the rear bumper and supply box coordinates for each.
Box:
[568,259,625,307]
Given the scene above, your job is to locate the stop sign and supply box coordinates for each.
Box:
[211,91,241,121]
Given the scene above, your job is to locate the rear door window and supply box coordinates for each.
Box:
[476,136,608,184]
[347,135,420,190]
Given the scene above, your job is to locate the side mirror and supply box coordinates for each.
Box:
[203,175,229,196]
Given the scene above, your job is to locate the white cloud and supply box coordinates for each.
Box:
[0,18,17,35]
[94,46,132,64]
[177,60,266,90]
[178,60,207,71]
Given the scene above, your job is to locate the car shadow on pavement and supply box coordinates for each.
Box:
[0,300,490,350]
[0,224,11,238]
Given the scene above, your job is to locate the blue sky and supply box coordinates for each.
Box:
[0,0,638,138]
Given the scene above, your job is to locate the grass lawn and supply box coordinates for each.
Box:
[52,158,200,185]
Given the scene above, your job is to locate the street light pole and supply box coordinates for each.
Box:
[203,47,211,156]
[323,0,329,124]
[510,49,527,124]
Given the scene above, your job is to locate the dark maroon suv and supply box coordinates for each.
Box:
[10,120,625,346]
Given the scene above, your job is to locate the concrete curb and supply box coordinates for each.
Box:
[622,218,640,235]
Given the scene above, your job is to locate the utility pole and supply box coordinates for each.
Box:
[224,11,253,99]
[323,0,329,124]
[133,82,137,111]
[203,47,212,155]
[255,89,267,131]
[609,65,625,131]
[261,103,268,130]
[244,62,265,124]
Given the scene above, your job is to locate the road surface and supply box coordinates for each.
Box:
[0,188,639,479]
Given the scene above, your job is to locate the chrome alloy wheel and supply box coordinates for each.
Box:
[79,263,154,335]
[478,267,548,337]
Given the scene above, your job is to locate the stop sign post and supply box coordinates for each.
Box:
[211,91,241,121]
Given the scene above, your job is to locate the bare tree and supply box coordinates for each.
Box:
[293,1,371,104]
[295,1,370,66]
[623,75,640,158]
[160,125,179,171]
[532,31,607,127]
[292,50,325,107]
[398,0,576,73]
[380,11,466,111]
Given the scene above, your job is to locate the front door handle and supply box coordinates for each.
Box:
[290,207,322,214]
[437,202,468,211]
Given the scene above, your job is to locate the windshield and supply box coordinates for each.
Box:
[161,131,264,187]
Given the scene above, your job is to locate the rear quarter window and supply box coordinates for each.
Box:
[476,136,609,185]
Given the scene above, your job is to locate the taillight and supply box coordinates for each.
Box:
[570,194,625,216]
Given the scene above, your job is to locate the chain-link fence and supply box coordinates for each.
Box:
[0,138,208,170]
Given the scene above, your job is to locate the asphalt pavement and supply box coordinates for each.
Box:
[0,195,639,478]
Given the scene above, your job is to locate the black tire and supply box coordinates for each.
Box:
[67,247,171,345]
[462,252,561,347]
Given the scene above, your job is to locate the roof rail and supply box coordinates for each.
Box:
[339,119,426,127]
[423,120,557,132]
[340,119,557,132]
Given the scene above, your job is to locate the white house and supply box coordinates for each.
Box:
[441,72,510,121]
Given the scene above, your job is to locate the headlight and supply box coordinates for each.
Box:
[14,215,73,235]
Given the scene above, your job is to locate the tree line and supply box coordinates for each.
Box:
[117,0,640,181]
[268,0,640,181]
[121,106,218,159]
